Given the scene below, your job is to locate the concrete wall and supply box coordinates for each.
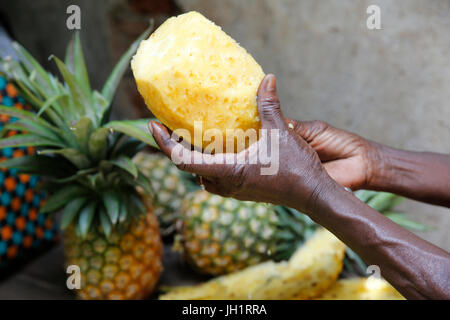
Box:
[177,0,450,250]
[2,0,449,249]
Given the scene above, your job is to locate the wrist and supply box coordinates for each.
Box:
[302,172,343,217]
[365,141,395,190]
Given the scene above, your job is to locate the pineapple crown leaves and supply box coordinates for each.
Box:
[0,23,160,238]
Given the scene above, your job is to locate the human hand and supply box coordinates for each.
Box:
[148,74,335,214]
[284,119,381,191]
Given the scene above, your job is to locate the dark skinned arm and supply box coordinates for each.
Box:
[148,74,450,299]
[309,178,450,299]
[370,145,450,207]
[285,119,450,207]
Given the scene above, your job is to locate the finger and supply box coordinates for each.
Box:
[180,152,234,177]
[201,179,232,198]
[323,160,362,190]
[148,121,179,158]
[284,119,328,143]
[149,121,232,177]
[284,118,302,132]
[257,74,286,130]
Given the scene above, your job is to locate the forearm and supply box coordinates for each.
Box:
[302,178,450,299]
[369,144,450,207]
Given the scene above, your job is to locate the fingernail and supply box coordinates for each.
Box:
[148,122,154,134]
[265,74,276,91]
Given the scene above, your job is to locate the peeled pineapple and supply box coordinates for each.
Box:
[159,229,346,300]
[315,277,404,300]
[132,11,265,152]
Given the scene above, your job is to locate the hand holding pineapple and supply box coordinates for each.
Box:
[149,74,332,215]
[141,12,449,300]
[149,75,450,299]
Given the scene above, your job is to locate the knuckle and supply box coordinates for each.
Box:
[311,120,328,132]
[229,165,247,190]
[176,163,189,172]
[259,96,280,108]
[162,134,174,146]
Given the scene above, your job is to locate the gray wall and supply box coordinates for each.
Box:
[178,0,450,249]
[2,0,449,249]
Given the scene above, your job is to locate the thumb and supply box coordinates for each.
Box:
[257,74,286,129]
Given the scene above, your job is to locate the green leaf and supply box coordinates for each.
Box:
[354,190,378,203]
[383,212,431,232]
[367,192,398,212]
[88,127,109,161]
[39,148,91,169]
[101,22,154,104]
[37,93,68,117]
[51,168,97,184]
[65,35,75,72]
[11,119,63,143]
[2,59,70,134]
[92,91,109,124]
[0,134,65,149]
[73,33,91,96]
[113,139,146,158]
[99,207,112,238]
[345,247,367,274]
[103,119,159,149]
[53,56,95,123]
[78,201,97,238]
[41,185,86,213]
[0,105,60,133]
[276,230,296,240]
[129,192,146,216]
[109,156,138,178]
[0,122,27,137]
[72,117,93,152]
[12,42,53,93]
[136,169,153,195]
[8,78,43,107]
[102,190,120,225]
[1,58,36,95]
[118,193,128,223]
[0,154,76,177]
[61,197,88,229]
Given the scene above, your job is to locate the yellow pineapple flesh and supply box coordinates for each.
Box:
[132,11,265,152]
[315,277,404,300]
[64,211,163,300]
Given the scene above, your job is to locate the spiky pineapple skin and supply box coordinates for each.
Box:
[63,211,163,300]
[178,190,279,275]
[134,152,188,236]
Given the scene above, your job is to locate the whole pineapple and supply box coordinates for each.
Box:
[133,152,189,236]
[176,189,425,276]
[0,29,164,299]
[64,213,162,299]
[175,190,315,275]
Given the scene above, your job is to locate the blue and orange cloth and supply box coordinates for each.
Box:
[0,75,58,268]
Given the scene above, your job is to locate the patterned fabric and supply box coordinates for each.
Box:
[0,75,58,269]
